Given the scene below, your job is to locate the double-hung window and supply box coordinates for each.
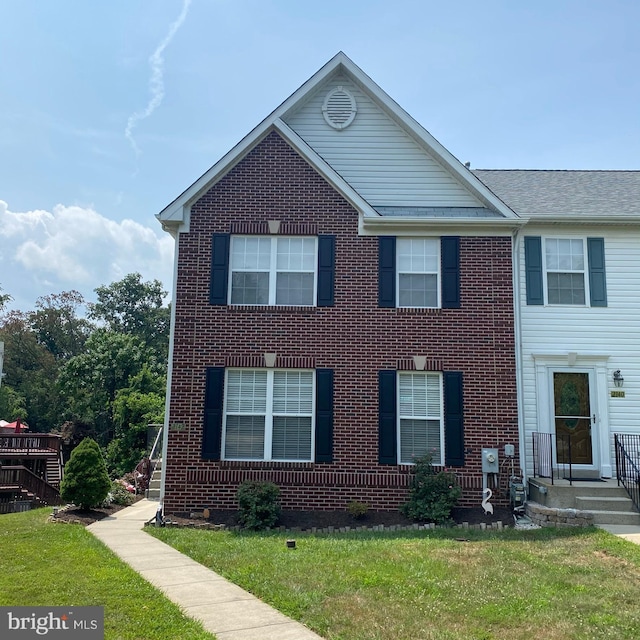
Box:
[398,372,443,464]
[397,238,440,308]
[223,369,315,461]
[230,236,317,305]
[544,238,586,305]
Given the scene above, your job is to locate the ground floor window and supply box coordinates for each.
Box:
[398,372,443,464]
[223,368,314,461]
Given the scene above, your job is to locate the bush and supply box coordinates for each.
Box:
[60,437,112,510]
[236,481,281,530]
[347,500,369,520]
[402,453,461,524]
[102,480,136,507]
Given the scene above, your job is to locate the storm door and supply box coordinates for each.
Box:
[553,371,594,465]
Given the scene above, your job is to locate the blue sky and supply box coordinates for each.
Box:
[2,0,639,312]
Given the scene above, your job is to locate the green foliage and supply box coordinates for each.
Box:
[402,453,462,524]
[102,480,135,507]
[236,481,281,530]
[347,500,369,520]
[60,437,112,509]
[0,385,27,421]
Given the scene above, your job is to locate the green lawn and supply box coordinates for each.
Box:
[0,509,215,640]
[150,524,640,640]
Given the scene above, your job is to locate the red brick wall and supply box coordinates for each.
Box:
[164,130,518,514]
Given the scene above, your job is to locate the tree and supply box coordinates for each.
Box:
[57,329,161,445]
[60,437,111,509]
[0,284,11,313]
[30,291,93,361]
[105,365,165,477]
[89,273,170,362]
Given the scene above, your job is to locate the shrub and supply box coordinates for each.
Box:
[102,480,136,507]
[347,500,369,520]
[236,481,281,530]
[60,438,112,510]
[402,453,461,524]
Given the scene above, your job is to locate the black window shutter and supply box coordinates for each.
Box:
[209,233,230,305]
[587,237,607,307]
[524,236,544,305]
[443,371,464,467]
[441,236,460,309]
[378,370,397,464]
[378,236,396,308]
[202,367,224,460]
[315,369,334,462]
[317,235,336,307]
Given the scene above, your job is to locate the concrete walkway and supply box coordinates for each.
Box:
[87,499,323,640]
[597,524,640,545]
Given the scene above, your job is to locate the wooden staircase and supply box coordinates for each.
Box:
[529,477,640,526]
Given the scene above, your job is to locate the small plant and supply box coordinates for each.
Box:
[347,500,369,520]
[236,480,281,530]
[402,453,461,524]
[60,437,112,510]
[102,480,136,507]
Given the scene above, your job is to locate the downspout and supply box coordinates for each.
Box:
[159,226,181,515]
[512,226,527,482]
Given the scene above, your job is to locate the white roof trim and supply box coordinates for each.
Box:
[157,52,520,230]
[360,215,526,237]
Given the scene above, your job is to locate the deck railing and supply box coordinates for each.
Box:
[0,433,61,455]
[614,434,640,512]
[0,465,61,506]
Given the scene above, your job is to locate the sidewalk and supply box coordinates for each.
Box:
[597,523,640,544]
[87,499,323,640]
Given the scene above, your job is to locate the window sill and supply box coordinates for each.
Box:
[226,305,318,313]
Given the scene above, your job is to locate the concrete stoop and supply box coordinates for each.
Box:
[527,477,640,527]
[146,460,161,501]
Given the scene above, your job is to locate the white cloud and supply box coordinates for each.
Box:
[0,200,174,311]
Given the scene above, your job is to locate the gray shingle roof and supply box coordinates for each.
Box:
[472,170,640,219]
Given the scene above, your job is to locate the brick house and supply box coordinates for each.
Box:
[156,52,524,515]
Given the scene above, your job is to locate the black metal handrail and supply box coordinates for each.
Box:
[615,434,640,513]
[532,432,554,484]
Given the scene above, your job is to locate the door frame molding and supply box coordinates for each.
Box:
[532,353,612,478]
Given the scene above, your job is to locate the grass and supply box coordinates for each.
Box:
[150,524,640,640]
[0,509,215,640]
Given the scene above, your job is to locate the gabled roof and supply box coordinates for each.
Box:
[157,52,520,234]
[474,170,640,222]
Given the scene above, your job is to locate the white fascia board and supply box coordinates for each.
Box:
[360,215,526,237]
[275,120,379,217]
[520,216,640,227]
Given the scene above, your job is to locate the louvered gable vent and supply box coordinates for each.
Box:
[322,86,357,130]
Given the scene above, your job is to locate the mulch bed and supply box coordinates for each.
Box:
[52,501,514,529]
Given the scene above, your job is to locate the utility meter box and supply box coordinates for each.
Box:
[482,448,499,473]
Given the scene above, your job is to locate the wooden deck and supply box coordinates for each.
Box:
[0,434,61,458]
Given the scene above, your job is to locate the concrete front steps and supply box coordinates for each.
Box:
[528,477,640,527]
[146,460,161,501]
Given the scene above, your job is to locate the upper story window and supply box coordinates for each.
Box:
[230,236,317,306]
[379,236,460,309]
[544,238,586,305]
[223,368,315,461]
[210,233,336,307]
[524,236,607,307]
[397,238,440,308]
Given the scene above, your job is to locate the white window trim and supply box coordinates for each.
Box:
[396,237,441,309]
[397,371,445,465]
[542,236,590,307]
[222,368,316,462]
[228,235,318,306]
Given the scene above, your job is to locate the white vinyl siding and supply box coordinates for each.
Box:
[230,236,317,306]
[397,238,440,307]
[223,369,314,461]
[519,227,640,478]
[398,372,443,464]
[284,74,483,209]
